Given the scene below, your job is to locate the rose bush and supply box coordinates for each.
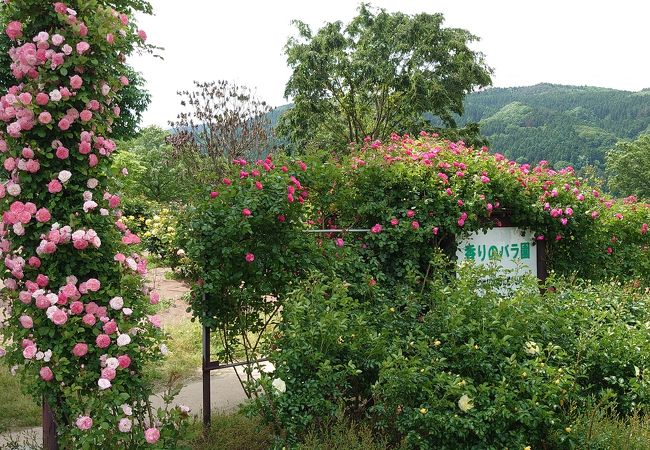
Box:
[0,1,187,448]
[186,133,650,447]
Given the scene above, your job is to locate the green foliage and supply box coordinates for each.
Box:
[279,4,492,152]
[269,267,650,448]
[605,134,650,199]
[112,126,191,203]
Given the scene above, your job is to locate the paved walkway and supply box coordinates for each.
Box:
[0,268,253,448]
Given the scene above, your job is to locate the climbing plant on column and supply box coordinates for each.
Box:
[0,0,187,448]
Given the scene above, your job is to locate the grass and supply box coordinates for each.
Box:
[185,411,400,450]
[186,413,274,450]
[0,364,41,433]
[564,408,650,450]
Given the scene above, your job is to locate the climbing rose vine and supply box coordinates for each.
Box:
[0,1,186,448]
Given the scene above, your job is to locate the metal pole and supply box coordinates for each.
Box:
[536,239,547,282]
[43,399,58,450]
[202,325,211,433]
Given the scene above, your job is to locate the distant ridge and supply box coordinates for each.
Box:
[267,83,650,168]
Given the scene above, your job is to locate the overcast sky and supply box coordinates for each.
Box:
[130,0,650,127]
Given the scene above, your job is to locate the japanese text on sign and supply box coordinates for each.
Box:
[456,227,537,276]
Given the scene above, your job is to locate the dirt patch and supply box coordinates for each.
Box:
[145,267,193,326]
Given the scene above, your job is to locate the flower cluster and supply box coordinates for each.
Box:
[0,1,186,447]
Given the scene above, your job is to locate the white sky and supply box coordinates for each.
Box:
[131,0,650,128]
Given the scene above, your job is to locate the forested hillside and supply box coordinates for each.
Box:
[270,84,650,168]
[456,84,650,168]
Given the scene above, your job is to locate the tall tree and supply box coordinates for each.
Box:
[606,134,650,198]
[278,3,492,152]
[168,80,273,184]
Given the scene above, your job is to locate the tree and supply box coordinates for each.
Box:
[278,3,492,152]
[606,134,650,198]
[112,126,190,203]
[167,80,273,184]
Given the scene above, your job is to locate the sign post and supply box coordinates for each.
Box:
[456,227,546,280]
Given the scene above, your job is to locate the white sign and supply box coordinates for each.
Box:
[456,227,537,275]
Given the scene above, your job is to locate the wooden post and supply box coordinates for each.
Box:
[202,325,211,434]
[43,399,58,450]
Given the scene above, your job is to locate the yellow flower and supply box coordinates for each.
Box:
[524,446,532,450]
[565,427,572,433]
[458,394,474,412]
[419,408,427,414]
[433,339,441,347]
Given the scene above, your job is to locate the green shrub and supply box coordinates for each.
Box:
[266,266,649,448]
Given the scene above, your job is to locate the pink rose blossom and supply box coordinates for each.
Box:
[51,309,67,325]
[72,343,88,357]
[19,315,33,329]
[6,21,23,40]
[117,354,131,369]
[242,208,251,217]
[23,345,37,359]
[118,418,132,433]
[411,221,420,230]
[76,416,92,430]
[40,366,54,381]
[245,253,255,263]
[82,313,96,326]
[76,41,90,54]
[370,224,382,234]
[96,334,110,348]
[79,110,92,122]
[144,428,160,444]
[69,75,83,89]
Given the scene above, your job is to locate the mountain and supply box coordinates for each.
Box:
[268,83,650,169]
[455,83,650,168]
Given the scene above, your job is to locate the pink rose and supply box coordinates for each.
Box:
[5,21,23,40]
[40,366,54,381]
[103,320,117,335]
[76,41,90,54]
[56,146,69,159]
[23,345,37,359]
[79,110,92,122]
[70,301,84,315]
[19,315,33,329]
[72,343,88,357]
[76,416,93,430]
[245,253,255,263]
[51,309,68,326]
[101,367,116,381]
[371,224,382,234]
[137,29,147,41]
[96,334,111,349]
[82,313,96,326]
[86,278,101,292]
[58,117,71,130]
[69,75,83,90]
[35,208,51,223]
[39,366,54,381]
[411,221,420,230]
[117,354,131,369]
[242,208,251,217]
[149,291,160,305]
[144,428,160,444]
